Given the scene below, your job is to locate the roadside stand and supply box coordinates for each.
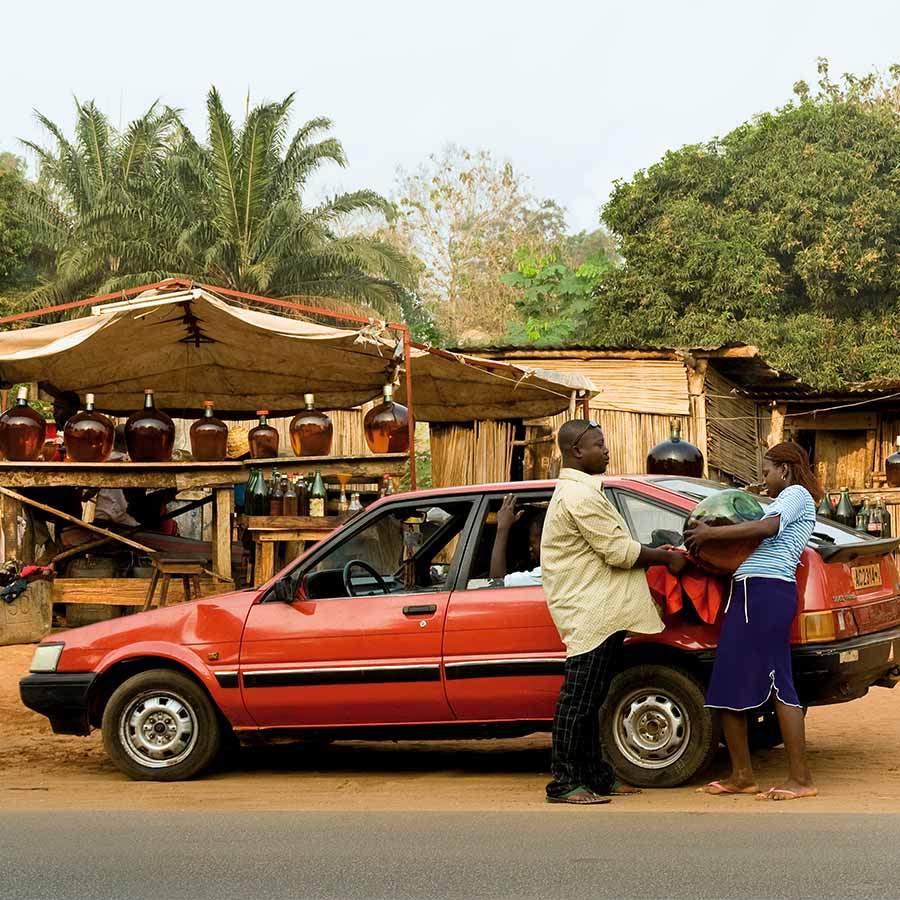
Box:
[0,279,593,639]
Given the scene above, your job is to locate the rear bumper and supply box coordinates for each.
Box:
[19,672,96,736]
[790,626,900,705]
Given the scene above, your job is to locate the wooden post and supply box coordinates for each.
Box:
[1,493,20,564]
[212,487,234,581]
[768,403,787,449]
[686,359,709,478]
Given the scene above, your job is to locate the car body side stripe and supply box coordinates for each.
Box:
[444,659,564,680]
[242,665,441,688]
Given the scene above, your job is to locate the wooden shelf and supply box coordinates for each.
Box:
[243,453,407,480]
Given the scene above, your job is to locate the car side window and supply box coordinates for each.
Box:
[615,492,687,547]
[300,500,473,600]
[463,493,551,590]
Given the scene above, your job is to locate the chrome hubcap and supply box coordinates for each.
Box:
[120,691,197,768]
[611,690,690,770]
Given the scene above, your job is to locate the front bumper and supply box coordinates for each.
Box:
[19,672,97,736]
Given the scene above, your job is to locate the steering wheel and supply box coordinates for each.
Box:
[342,559,390,597]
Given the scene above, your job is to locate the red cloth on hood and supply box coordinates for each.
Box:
[646,563,727,625]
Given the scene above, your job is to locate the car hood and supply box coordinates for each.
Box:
[48,589,258,654]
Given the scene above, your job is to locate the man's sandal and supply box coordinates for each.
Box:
[547,786,611,805]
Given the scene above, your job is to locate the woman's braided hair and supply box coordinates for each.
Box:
[764,441,824,504]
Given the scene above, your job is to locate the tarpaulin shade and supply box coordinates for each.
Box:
[0,285,594,423]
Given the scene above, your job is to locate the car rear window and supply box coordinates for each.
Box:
[649,477,871,548]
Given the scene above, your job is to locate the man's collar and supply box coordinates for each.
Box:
[559,467,606,488]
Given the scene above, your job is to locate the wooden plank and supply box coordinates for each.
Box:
[1,493,20,562]
[246,454,408,480]
[768,404,787,448]
[789,412,878,431]
[244,515,343,530]
[0,486,154,554]
[0,467,243,489]
[52,577,219,606]
[254,530,330,542]
[212,487,234,582]
[255,542,275,585]
[813,431,869,490]
[686,359,709,478]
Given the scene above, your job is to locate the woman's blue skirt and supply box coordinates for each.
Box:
[705,576,802,711]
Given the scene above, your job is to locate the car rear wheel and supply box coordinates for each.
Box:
[600,664,719,788]
[101,669,222,781]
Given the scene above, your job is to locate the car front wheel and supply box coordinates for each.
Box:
[600,664,719,788]
[101,669,222,781]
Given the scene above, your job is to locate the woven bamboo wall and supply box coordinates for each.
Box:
[704,368,761,485]
[430,421,515,487]
[495,357,690,415]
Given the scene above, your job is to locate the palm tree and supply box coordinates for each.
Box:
[20,99,181,309]
[172,88,412,312]
[20,89,413,317]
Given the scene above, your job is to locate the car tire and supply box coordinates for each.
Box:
[101,668,222,781]
[600,664,719,788]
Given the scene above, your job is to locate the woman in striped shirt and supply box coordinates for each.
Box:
[684,442,821,801]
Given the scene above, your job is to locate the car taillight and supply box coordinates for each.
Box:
[798,609,858,644]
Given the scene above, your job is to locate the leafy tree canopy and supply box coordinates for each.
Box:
[18,90,414,318]
[581,60,900,387]
[0,153,33,286]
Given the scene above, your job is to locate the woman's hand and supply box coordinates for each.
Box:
[496,494,524,532]
[683,521,714,555]
[666,551,688,575]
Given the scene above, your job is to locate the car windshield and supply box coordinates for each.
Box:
[645,476,871,547]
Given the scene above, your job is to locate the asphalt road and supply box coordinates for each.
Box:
[1,812,898,900]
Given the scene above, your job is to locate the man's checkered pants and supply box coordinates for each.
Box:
[546,631,626,798]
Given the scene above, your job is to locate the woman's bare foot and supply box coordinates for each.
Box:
[697,778,760,795]
[609,781,642,795]
[756,780,817,801]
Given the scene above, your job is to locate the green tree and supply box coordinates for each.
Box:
[389,146,566,342]
[21,91,414,316]
[0,153,34,288]
[501,247,614,345]
[587,60,900,387]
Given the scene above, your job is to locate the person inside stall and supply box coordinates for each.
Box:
[489,494,544,586]
[25,390,85,562]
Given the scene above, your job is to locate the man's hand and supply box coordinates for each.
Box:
[496,494,524,532]
[666,551,688,575]
[683,521,713,555]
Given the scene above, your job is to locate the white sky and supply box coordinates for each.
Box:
[2,0,898,232]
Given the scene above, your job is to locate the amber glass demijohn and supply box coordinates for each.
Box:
[1,386,47,461]
[64,393,114,462]
[364,384,410,454]
[249,410,279,458]
[190,401,228,461]
[124,389,175,462]
[646,419,704,477]
[290,393,333,457]
[885,437,900,488]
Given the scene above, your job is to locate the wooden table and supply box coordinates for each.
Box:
[0,460,244,581]
[243,515,345,585]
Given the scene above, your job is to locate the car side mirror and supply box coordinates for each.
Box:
[272,578,294,604]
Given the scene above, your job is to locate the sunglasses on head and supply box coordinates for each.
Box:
[572,420,601,448]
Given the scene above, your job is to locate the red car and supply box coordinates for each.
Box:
[20,477,900,785]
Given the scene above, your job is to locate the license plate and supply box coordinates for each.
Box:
[851,563,882,590]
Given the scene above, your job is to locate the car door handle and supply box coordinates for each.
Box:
[403,604,437,616]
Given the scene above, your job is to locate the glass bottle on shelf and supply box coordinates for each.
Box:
[1,386,47,461]
[296,474,309,517]
[289,393,333,457]
[63,393,115,463]
[881,498,893,539]
[835,487,856,528]
[269,470,284,517]
[855,498,870,532]
[886,437,900,488]
[309,469,327,517]
[869,499,884,538]
[348,492,363,513]
[379,474,396,497]
[248,466,270,516]
[190,401,228,461]
[248,410,279,459]
[282,477,299,516]
[125,389,175,462]
[816,491,833,520]
[244,467,260,515]
[363,383,410,454]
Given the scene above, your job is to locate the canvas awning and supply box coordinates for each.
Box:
[0,285,594,422]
